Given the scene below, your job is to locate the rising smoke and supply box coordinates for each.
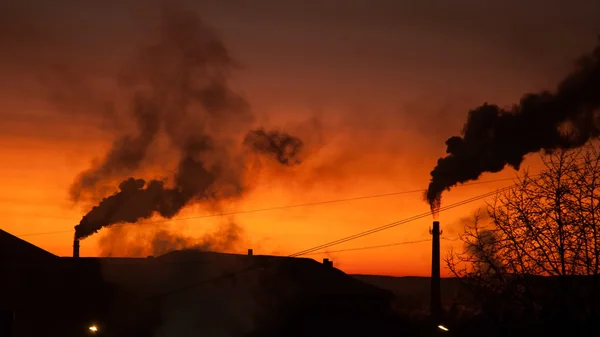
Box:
[70,95,160,202]
[73,1,304,240]
[426,37,600,212]
[98,220,243,257]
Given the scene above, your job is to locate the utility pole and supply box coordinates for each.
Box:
[430,220,442,324]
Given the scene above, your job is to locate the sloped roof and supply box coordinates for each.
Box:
[89,249,393,301]
[0,228,57,264]
[4,249,395,336]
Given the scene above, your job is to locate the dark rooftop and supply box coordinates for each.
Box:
[0,228,57,264]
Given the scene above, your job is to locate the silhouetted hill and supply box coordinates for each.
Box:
[352,274,462,314]
[353,273,600,337]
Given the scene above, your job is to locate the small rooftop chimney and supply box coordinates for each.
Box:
[73,235,80,259]
[248,249,253,256]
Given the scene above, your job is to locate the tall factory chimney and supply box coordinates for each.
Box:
[73,234,80,259]
[430,220,442,323]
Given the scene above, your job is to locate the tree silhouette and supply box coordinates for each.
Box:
[447,143,600,335]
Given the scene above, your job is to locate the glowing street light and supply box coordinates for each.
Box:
[438,325,449,332]
[89,325,98,333]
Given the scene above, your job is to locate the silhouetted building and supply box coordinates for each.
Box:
[0,229,117,337]
[0,229,400,337]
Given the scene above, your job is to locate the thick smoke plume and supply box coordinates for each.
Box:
[426,38,600,212]
[73,2,303,240]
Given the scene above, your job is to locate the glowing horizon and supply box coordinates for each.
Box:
[1,0,598,277]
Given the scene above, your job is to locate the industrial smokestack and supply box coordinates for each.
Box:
[430,221,442,323]
[73,234,80,259]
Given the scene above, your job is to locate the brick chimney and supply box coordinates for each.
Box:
[248,249,253,256]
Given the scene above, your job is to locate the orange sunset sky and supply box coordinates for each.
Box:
[1,0,600,277]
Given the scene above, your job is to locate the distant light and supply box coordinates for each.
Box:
[438,325,449,332]
[89,325,98,333]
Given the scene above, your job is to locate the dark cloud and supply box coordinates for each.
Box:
[243,129,304,166]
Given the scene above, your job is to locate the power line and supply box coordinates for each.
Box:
[0,237,459,269]
[15,175,524,238]
[289,186,512,257]
[302,237,458,256]
[149,186,510,299]
[59,238,459,269]
[148,156,594,299]
[147,184,513,300]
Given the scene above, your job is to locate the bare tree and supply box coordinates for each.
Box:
[446,143,600,330]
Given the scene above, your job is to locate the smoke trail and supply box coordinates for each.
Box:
[244,128,305,166]
[73,2,304,240]
[70,94,160,202]
[426,37,600,212]
[98,220,243,257]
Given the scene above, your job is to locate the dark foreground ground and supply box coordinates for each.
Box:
[354,274,600,337]
[2,228,597,337]
[0,234,414,337]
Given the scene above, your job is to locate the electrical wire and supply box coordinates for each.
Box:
[302,237,458,256]
[15,175,524,238]
[289,186,512,257]
[0,237,460,269]
[146,184,514,300]
[0,236,458,270]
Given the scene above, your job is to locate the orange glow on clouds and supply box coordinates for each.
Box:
[1,0,594,277]
[0,125,546,277]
